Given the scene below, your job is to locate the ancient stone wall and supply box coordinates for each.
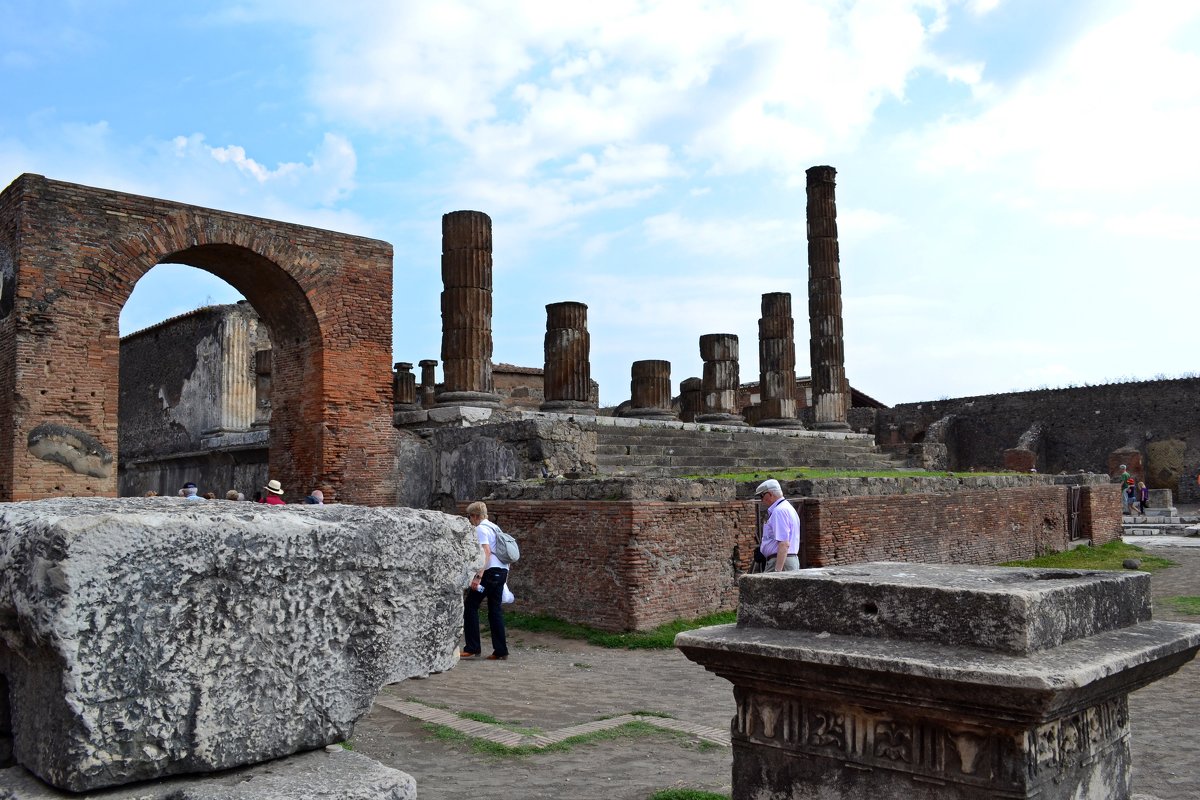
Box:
[0,174,397,504]
[478,479,1109,632]
[874,378,1200,499]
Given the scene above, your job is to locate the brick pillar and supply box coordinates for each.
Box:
[679,377,703,423]
[439,210,501,408]
[418,359,438,408]
[757,293,804,429]
[392,362,418,412]
[622,360,678,420]
[806,165,852,431]
[696,333,746,426]
[541,301,596,413]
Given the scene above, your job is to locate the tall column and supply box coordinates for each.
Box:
[206,311,256,436]
[438,210,501,408]
[696,333,746,426]
[541,301,596,413]
[621,360,677,420]
[757,293,804,428]
[418,359,438,408]
[806,165,852,431]
[679,377,703,423]
[392,362,417,412]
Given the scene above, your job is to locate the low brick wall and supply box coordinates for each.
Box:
[483,500,757,632]
[478,481,1116,632]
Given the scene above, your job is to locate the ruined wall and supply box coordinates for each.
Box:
[478,480,1104,632]
[0,180,21,499]
[875,379,1200,499]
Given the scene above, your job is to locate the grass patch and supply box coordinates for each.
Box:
[459,711,500,725]
[1000,541,1175,572]
[423,719,665,756]
[505,610,736,649]
[1160,596,1200,615]
[648,791,730,800]
[690,467,1012,481]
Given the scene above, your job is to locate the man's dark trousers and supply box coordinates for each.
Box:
[464,566,509,657]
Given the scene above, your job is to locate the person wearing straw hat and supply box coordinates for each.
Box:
[261,479,286,505]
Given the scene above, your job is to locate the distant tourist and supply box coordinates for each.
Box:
[1117,464,1131,513]
[1138,481,1149,513]
[144,490,158,497]
[459,501,509,661]
[304,489,324,505]
[1124,483,1137,516]
[754,478,801,572]
[181,482,202,501]
[203,492,217,500]
[260,479,286,505]
[226,490,240,501]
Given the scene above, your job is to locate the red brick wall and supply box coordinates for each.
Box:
[1080,484,1123,545]
[482,485,1094,632]
[803,486,1070,567]
[483,500,758,632]
[0,174,397,504]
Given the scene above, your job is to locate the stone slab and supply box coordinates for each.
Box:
[0,499,476,792]
[0,749,416,799]
[736,562,1151,654]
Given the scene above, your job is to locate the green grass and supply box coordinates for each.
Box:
[999,541,1175,572]
[691,467,1012,481]
[504,610,736,649]
[1160,596,1200,615]
[648,791,730,800]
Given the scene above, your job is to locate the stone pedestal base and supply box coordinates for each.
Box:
[810,421,851,432]
[435,390,502,409]
[695,413,747,427]
[620,407,678,421]
[758,418,806,430]
[540,400,597,414]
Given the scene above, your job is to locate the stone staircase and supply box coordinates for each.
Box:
[593,422,910,477]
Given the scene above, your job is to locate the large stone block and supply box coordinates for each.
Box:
[0,749,416,799]
[0,499,475,792]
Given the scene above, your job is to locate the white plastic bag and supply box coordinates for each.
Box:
[502,583,515,604]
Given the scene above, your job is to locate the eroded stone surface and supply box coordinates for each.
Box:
[0,499,475,792]
[737,561,1152,654]
[0,749,417,799]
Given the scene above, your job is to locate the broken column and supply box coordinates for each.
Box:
[679,377,703,423]
[678,562,1200,800]
[540,301,596,414]
[418,359,438,408]
[392,362,418,412]
[438,210,501,408]
[622,360,678,421]
[757,293,804,429]
[696,333,746,426]
[806,165,852,432]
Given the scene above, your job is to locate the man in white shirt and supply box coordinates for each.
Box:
[755,479,801,571]
[460,501,510,660]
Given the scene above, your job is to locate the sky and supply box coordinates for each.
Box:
[2,0,1197,407]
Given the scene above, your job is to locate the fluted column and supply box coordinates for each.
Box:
[679,377,703,423]
[621,360,677,420]
[757,293,804,429]
[541,301,596,413]
[438,210,501,407]
[696,333,746,426]
[393,362,417,412]
[206,312,257,436]
[418,359,438,408]
[806,165,852,431]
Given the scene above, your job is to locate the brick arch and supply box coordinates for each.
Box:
[0,174,398,504]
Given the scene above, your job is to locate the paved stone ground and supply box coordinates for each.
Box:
[353,548,1200,800]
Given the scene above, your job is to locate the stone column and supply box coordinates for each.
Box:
[252,348,271,429]
[622,360,677,420]
[418,359,438,408]
[679,377,703,423]
[806,165,852,431]
[541,301,596,413]
[696,333,746,426]
[438,210,501,408]
[205,310,257,438]
[757,293,804,429]
[392,362,417,412]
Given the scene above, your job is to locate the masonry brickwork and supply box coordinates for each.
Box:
[0,174,397,504]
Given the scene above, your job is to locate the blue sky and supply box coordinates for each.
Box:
[2,1,1197,407]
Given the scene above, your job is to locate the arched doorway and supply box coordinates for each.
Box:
[0,173,397,505]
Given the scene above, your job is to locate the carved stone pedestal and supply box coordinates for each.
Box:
[677,563,1200,800]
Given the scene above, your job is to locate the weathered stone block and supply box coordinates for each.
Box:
[0,749,416,799]
[0,499,475,792]
[737,562,1152,654]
